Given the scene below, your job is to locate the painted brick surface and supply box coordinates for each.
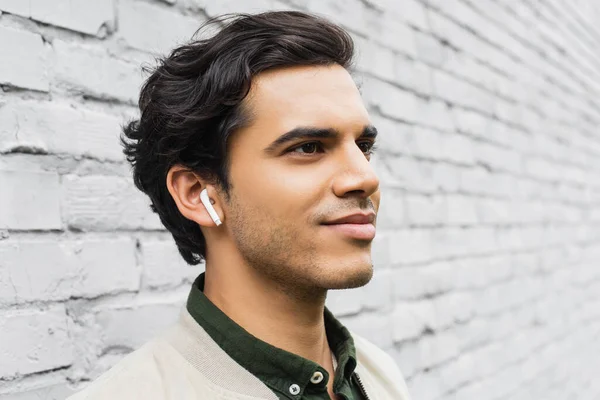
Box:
[51,40,142,103]
[0,238,139,304]
[0,0,114,36]
[0,305,73,378]
[0,171,61,230]
[0,26,48,91]
[0,0,599,399]
[0,101,124,160]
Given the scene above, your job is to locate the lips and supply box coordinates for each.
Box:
[323,223,376,240]
[321,212,376,240]
[322,213,375,225]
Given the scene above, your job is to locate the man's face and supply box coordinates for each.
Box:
[222,64,380,294]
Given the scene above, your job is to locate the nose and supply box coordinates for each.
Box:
[331,142,380,199]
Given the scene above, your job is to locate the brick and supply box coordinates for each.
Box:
[361,268,393,310]
[0,0,114,36]
[432,162,461,192]
[475,197,511,224]
[0,382,77,400]
[304,0,382,38]
[94,302,185,352]
[453,318,491,353]
[376,15,416,57]
[52,40,142,103]
[0,101,124,161]
[341,312,393,349]
[361,76,418,123]
[326,287,362,317]
[410,127,445,160]
[118,1,203,53]
[0,0,28,15]
[0,171,61,230]
[375,185,407,228]
[369,113,414,155]
[372,0,428,30]
[199,0,287,15]
[394,56,433,96]
[141,239,200,288]
[0,26,48,91]
[392,300,435,342]
[437,353,476,390]
[428,9,489,58]
[0,238,139,304]
[452,108,491,136]
[414,30,448,67]
[371,158,401,189]
[445,194,478,225]
[524,157,557,181]
[458,166,493,194]
[408,369,445,400]
[472,279,535,317]
[61,174,163,231]
[473,141,521,174]
[425,227,496,259]
[432,70,496,114]
[393,341,420,379]
[439,132,476,165]
[353,35,396,81]
[370,231,391,267]
[404,194,447,225]
[392,261,455,300]
[0,305,74,378]
[415,330,460,368]
[457,57,504,96]
[389,228,437,265]
[413,98,455,132]
[432,292,474,327]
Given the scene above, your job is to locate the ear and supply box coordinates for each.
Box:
[166,165,225,228]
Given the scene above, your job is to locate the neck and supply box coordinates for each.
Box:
[202,249,333,369]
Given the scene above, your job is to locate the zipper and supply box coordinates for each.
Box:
[352,372,371,400]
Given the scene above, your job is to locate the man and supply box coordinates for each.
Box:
[69,10,410,400]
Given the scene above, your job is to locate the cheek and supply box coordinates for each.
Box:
[232,159,326,218]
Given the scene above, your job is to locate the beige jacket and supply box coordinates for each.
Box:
[68,310,411,400]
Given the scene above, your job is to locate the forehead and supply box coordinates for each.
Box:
[243,65,370,137]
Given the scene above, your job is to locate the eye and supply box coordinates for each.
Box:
[289,142,325,155]
[358,141,378,155]
[287,141,378,156]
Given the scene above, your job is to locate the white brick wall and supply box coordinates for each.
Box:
[1,0,599,399]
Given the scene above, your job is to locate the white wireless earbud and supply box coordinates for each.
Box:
[200,188,222,226]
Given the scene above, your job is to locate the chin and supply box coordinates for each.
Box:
[321,259,374,290]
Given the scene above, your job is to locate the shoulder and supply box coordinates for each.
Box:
[67,340,174,400]
[351,332,398,368]
[351,332,412,399]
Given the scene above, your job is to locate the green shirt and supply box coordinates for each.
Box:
[186,273,369,400]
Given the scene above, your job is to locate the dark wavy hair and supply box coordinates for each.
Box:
[122,11,355,265]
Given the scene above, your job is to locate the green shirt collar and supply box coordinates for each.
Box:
[186,272,358,398]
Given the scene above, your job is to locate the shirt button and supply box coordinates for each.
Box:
[289,384,301,395]
[310,371,324,384]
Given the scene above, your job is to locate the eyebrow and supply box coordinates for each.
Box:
[263,125,378,155]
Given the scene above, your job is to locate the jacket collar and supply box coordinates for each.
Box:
[186,272,358,398]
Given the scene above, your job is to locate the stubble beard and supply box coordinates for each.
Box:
[226,193,374,302]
